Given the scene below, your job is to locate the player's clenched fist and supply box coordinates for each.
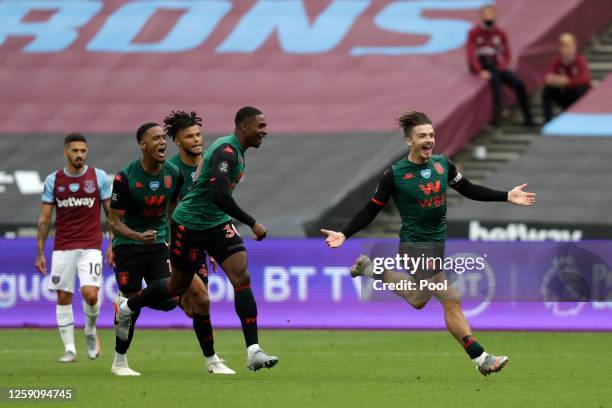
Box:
[139,229,157,245]
[320,229,346,248]
[251,222,267,241]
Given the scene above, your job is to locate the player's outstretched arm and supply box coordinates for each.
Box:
[446,156,535,205]
[451,177,535,206]
[507,183,536,206]
[35,203,53,274]
[321,168,394,248]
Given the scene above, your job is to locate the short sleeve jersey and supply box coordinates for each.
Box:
[111,159,183,246]
[167,154,199,200]
[41,166,111,250]
[172,134,245,231]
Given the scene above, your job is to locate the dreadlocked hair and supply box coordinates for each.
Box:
[164,110,202,140]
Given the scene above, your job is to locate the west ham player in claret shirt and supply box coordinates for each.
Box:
[36,133,112,363]
[321,111,536,376]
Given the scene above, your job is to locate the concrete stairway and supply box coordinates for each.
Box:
[361,23,612,238]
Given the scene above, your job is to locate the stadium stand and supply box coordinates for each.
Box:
[1,0,611,238]
[365,23,612,240]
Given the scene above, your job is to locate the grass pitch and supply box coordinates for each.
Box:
[1,329,611,407]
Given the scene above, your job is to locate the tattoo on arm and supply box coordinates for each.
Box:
[37,203,53,254]
[37,219,51,241]
[37,219,51,254]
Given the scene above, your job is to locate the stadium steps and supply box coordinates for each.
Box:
[586,24,612,81]
[361,22,612,238]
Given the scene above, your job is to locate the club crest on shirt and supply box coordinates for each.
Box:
[149,180,160,191]
[52,275,60,285]
[84,179,96,194]
[190,171,196,181]
[69,183,80,192]
[421,169,432,179]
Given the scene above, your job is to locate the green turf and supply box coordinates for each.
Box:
[1,329,611,407]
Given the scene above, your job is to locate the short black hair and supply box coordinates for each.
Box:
[164,111,202,140]
[397,111,432,137]
[64,132,86,146]
[136,122,160,143]
[234,106,262,127]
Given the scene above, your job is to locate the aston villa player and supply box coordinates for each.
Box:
[36,133,112,363]
[321,111,536,376]
[109,122,234,376]
[166,110,230,371]
[115,107,278,372]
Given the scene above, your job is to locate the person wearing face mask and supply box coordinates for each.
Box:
[542,33,591,123]
[467,4,535,127]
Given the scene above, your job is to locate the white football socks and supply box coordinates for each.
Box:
[83,298,100,336]
[120,300,133,314]
[114,352,127,365]
[472,351,488,367]
[56,304,76,354]
[205,354,220,365]
[247,344,260,356]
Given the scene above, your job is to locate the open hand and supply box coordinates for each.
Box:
[320,229,346,248]
[508,183,536,206]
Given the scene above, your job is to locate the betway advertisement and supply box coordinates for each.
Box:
[1,238,611,330]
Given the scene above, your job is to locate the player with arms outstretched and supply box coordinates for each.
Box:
[36,133,112,363]
[115,107,278,371]
[321,111,536,376]
[109,122,234,376]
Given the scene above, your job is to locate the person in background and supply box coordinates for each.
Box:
[467,4,535,127]
[542,33,591,123]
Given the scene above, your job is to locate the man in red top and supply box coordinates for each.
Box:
[36,133,113,363]
[542,33,590,123]
[467,4,535,127]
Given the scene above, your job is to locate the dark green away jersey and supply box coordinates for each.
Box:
[110,159,183,246]
[371,154,462,243]
[172,134,246,230]
[167,154,199,200]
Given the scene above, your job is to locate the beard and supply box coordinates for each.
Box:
[72,160,84,169]
[185,147,202,157]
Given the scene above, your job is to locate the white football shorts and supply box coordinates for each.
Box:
[48,249,103,293]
